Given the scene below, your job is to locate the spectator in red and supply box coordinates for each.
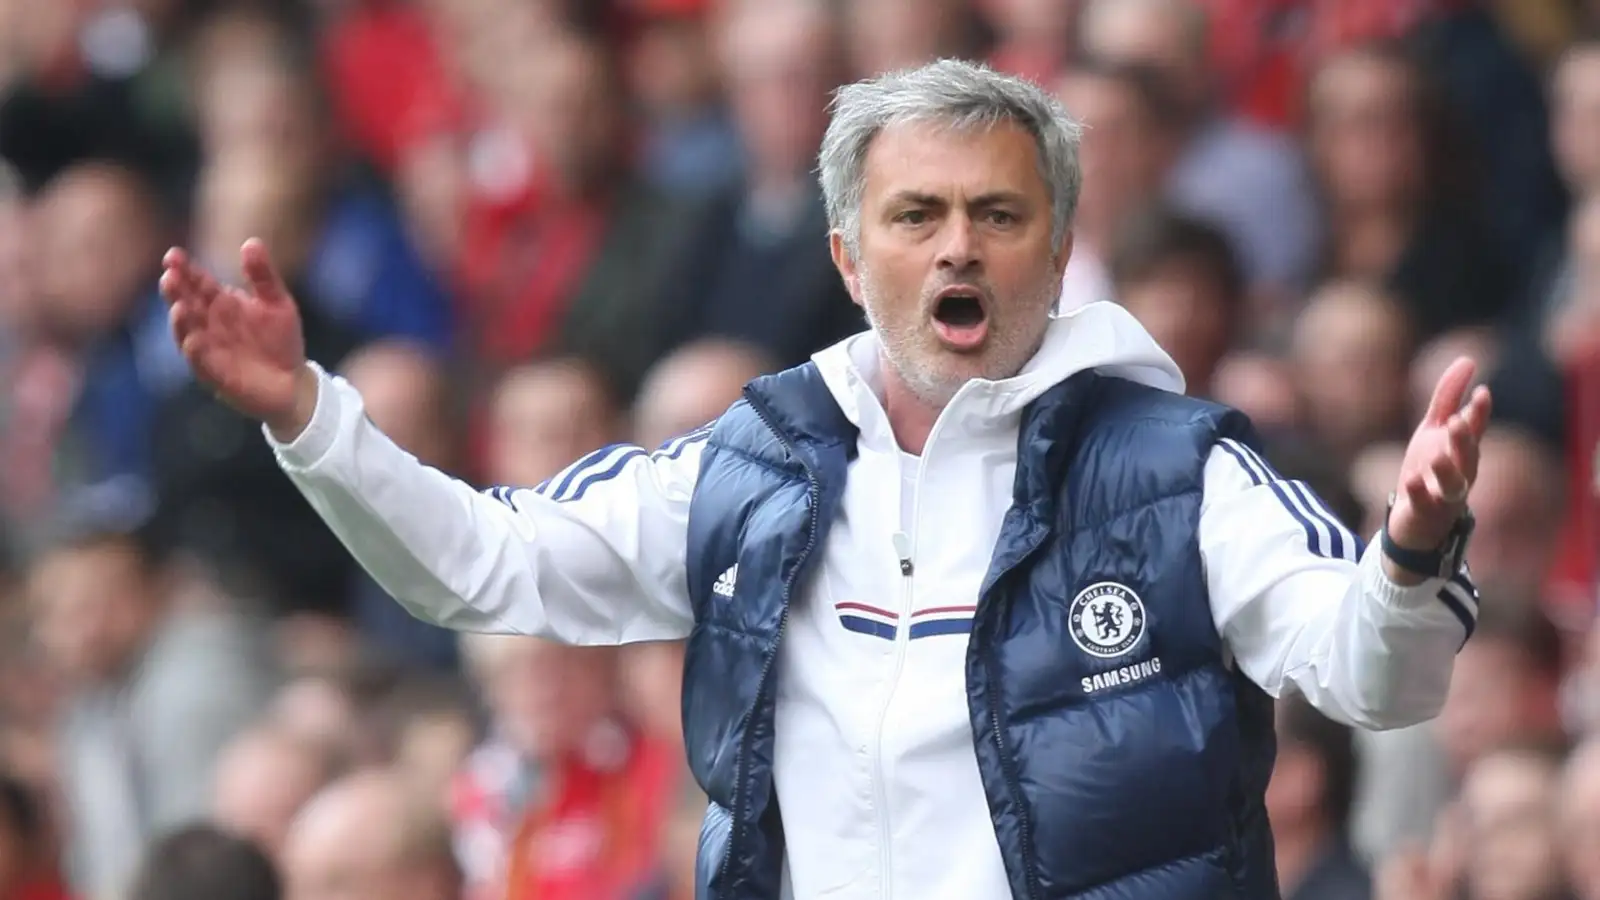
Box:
[453,28,699,409]
[500,643,675,900]
[319,0,462,176]
[452,638,676,900]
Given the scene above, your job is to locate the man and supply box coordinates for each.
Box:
[27,499,278,898]
[128,824,281,900]
[160,60,1486,900]
[1266,697,1370,900]
[1106,207,1243,398]
[211,723,340,864]
[281,769,460,900]
[1079,0,1320,300]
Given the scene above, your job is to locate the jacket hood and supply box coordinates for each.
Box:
[812,301,1185,435]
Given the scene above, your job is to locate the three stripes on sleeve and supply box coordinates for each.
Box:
[485,421,716,509]
[1217,438,1479,640]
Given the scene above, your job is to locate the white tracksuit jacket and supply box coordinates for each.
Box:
[268,302,1474,900]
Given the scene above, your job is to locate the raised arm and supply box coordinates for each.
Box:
[160,240,697,644]
[1202,358,1491,730]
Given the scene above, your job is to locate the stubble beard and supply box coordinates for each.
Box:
[859,268,1058,410]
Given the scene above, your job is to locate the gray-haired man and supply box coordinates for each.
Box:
[160,60,1486,900]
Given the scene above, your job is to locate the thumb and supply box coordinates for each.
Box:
[240,238,292,306]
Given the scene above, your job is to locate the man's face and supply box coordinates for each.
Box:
[28,541,156,685]
[283,787,445,900]
[723,2,834,178]
[1080,0,1205,115]
[1308,55,1423,213]
[834,119,1066,406]
[1434,640,1555,774]
[487,362,615,488]
[1290,285,1410,455]
[30,168,159,342]
[1055,72,1172,239]
[1117,262,1232,395]
[212,733,330,863]
[1460,754,1566,900]
[490,640,617,762]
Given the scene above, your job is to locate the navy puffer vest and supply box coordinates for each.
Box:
[681,362,1279,899]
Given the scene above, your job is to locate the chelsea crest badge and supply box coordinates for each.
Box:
[1068,582,1146,659]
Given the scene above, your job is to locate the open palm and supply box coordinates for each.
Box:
[1387,357,1492,552]
[159,239,309,426]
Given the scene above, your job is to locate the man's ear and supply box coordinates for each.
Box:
[829,231,864,309]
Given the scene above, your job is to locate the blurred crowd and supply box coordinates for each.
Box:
[0,0,1596,899]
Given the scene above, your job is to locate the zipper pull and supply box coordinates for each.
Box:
[892,531,914,576]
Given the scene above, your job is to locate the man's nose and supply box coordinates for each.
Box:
[935,213,981,273]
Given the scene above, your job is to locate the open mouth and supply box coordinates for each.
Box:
[931,288,989,350]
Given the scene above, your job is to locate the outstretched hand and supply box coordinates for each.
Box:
[160,239,317,437]
[1386,356,1492,561]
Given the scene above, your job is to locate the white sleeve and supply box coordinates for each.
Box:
[265,363,700,645]
[1200,438,1478,731]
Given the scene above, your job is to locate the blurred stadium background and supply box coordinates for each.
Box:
[0,0,1596,898]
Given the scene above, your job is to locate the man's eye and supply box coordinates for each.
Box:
[896,210,929,225]
[987,210,1016,225]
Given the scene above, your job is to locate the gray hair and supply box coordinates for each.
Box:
[818,59,1085,259]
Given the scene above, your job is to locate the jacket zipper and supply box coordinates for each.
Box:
[870,415,955,900]
[979,521,1051,900]
[872,533,917,897]
[719,389,824,900]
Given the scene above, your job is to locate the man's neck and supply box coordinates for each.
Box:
[881,363,943,456]
[1272,820,1333,899]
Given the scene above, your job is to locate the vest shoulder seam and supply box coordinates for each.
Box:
[1068,483,1201,534]
[703,439,806,481]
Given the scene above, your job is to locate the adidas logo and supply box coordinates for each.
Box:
[713,564,738,598]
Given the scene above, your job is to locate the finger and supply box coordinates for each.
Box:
[1461,384,1492,439]
[1403,470,1435,514]
[1429,450,1469,503]
[1422,357,1476,426]
[167,296,205,345]
[189,257,228,308]
[1447,414,1479,484]
[240,238,291,306]
[163,254,225,311]
[158,267,189,307]
[162,246,189,271]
